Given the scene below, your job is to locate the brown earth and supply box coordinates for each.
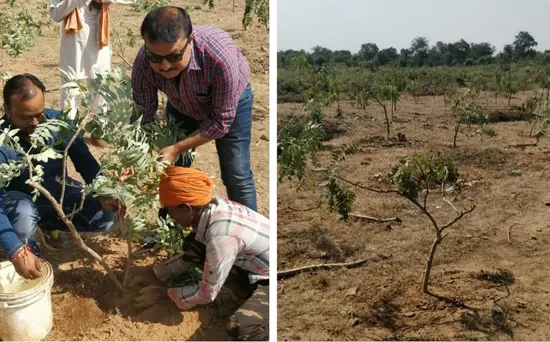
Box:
[0,0,269,339]
[277,91,550,340]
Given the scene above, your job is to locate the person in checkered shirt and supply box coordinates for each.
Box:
[135,166,269,341]
[131,6,258,214]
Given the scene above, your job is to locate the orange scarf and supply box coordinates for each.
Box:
[159,166,214,207]
[63,3,110,49]
[98,3,110,49]
[63,8,83,37]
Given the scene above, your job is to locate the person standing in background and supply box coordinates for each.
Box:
[49,0,134,147]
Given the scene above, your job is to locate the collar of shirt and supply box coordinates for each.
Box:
[187,43,201,72]
[194,197,219,243]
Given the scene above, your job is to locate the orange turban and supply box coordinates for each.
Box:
[159,166,214,207]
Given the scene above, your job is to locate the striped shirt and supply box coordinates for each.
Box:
[131,25,251,140]
[167,197,269,311]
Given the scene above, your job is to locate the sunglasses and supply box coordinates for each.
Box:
[145,35,193,64]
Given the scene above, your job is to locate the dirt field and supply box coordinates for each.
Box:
[0,0,268,339]
[277,91,550,340]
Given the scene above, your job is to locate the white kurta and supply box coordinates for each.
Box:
[49,0,112,80]
[49,0,135,117]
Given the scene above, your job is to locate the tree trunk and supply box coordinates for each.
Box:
[336,92,341,117]
[423,234,443,294]
[390,101,394,122]
[29,182,124,291]
[508,92,512,106]
[382,103,390,136]
[443,92,447,107]
[118,211,133,288]
[453,113,466,148]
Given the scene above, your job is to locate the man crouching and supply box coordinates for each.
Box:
[135,166,269,340]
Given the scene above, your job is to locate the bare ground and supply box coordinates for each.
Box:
[1,0,268,339]
[277,91,550,340]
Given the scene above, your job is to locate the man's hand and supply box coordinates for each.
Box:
[98,196,126,216]
[158,145,180,164]
[11,246,42,280]
[89,0,102,10]
[134,285,169,309]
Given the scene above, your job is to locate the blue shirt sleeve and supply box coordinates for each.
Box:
[68,136,101,184]
[0,149,24,259]
[45,109,100,184]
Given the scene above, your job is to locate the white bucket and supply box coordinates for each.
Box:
[0,259,54,341]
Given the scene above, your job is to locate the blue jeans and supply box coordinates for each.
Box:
[165,84,257,212]
[2,186,115,256]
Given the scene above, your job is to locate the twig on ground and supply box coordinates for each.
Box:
[349,213,401,223]
[277,259,368,280]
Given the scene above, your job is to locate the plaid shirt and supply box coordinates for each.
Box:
[167,197,269,311]
[131,25,251,140]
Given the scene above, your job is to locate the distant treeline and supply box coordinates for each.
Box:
[278,31,550,69]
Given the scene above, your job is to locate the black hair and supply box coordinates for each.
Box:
[140,6,192,43]
[3,74,46,108]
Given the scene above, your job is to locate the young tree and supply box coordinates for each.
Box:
[322,148,475,296]
[1,66,187,290]
[502,69,518,106]
[450,88,485,148]
[389,154,475,294]
[328,69,344,117]
[348,75,392,136]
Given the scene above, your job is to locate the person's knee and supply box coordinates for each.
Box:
[3,191,40,240]
[232,286,269,340]
[89,210,116,232]
[221,162,254,187]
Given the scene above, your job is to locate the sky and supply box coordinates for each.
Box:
[278,0,550,54]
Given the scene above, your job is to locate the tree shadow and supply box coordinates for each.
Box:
[356,291,402,333]
[457,268,516,338]
[459,306,514,338]
[186,308,231,341]
[373,298,400,331]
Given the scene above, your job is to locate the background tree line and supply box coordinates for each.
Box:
[278,31,550,69]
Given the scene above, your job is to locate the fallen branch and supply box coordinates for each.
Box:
[286,202,322,212]
[508,223,519,245]
[349,213,402,223]
[508,142,537,148]
[277,259,368,280]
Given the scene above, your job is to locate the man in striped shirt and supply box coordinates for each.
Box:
[135,166,269,340]
[131,6,257,212]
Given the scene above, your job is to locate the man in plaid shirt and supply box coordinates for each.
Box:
[135,166,269,340]
[131,6,257,212]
